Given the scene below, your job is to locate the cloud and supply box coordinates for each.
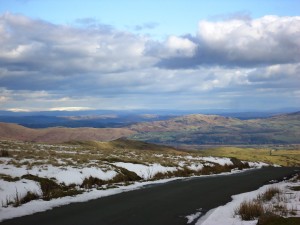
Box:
[156,16,300,69]
[210,11,252,22]
[248,63,300,82]
[0,13,299,111]
[0,13,155,78]
[164,36,197,57]
[134,22,159,31]
[49,107,93,111]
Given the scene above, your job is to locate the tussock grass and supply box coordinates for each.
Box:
[258,187,281,202]
[19,191,39,206]
[2,190,40,208]
[81,176,104,189]
[21,174,82,201]
[0,149,9,157]
[0,174,20,182]
[113,167,142,182]
[151,163,243,180]
[80,168,142,189]
[289,186,300,191]
[235,185,298,223]
[235,200,264,220]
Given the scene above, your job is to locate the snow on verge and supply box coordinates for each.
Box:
[186,210,202,224]
[0,179,42,205]
[0,164,117,186]
[200,157,233,166]
[112,162,177,179]
[0,177,180,222]
[195,178,300,225]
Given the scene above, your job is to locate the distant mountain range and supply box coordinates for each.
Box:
[0,112,299,145]
[0,114,176,128]
[1,108,300,129]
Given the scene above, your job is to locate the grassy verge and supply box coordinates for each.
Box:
[200,147,300,166]
[21,174,83,201]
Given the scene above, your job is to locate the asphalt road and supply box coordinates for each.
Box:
[1,167,298,225]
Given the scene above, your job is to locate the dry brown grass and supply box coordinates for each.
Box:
[235,200,265,220]
[0,149,9,157]
[258,187,281,202]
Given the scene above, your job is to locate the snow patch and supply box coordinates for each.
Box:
[196,179,300,225]
[112,162,177,179]
[186,211,202,224]
[200,157,233,166]
[0,164,117,186]
[0,179,42,205]
[188,163,204,171]
[246,161,269,168]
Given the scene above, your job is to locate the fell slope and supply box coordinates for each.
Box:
[129,112,300,145]
[0,122,135,143]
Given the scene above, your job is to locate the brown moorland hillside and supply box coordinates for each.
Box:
[129,112,300,145]
[130,114,242,132]
[0,122,136,143]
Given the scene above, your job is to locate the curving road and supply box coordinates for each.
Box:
[0,167,298,225]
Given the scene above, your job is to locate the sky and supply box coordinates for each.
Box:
[0,0,299,112]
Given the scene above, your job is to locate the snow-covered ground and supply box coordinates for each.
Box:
[112,162,177,179]
[0,163,117,186]
[194,176,300,225]
[0,140,270,222]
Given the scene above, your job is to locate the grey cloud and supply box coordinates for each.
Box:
[245,64,300,92]
[248,64,300,82]
[0,13,156,78]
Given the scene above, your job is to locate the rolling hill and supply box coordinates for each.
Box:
[0,122,136,143]
[129,112,300,145]
[0,112,299,145]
